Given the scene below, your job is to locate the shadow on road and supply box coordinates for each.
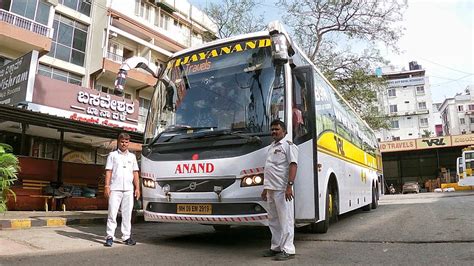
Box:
[54,229,105,244]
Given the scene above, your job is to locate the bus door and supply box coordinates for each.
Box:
[291,66,317,222]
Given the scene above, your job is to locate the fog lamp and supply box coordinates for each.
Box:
[143,178,156,188]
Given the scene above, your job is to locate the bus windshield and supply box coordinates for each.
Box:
[145,38,285,143]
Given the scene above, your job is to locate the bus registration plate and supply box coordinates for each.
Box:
[177,204,212,215]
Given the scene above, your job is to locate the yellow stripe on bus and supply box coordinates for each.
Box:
[317,131,380,171]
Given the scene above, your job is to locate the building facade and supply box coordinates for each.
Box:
[0,0,216,147]
[439,85,474,136]
[375,62,435,141]
[0,0,216,210]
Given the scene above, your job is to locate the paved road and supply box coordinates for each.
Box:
[1,192,473,265]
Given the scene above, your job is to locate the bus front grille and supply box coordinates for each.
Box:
[157,179,235,192]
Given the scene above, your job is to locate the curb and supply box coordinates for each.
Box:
[0,215,144,230]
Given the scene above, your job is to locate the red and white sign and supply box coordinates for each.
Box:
[175,163,215,174]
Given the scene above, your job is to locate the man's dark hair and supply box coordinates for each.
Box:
[270,119,286,132]
[118,132,131,141]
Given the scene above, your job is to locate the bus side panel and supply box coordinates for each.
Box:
[294,139,315,220]
[317,151,373,217]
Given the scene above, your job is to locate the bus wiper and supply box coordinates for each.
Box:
[147,126,217,146]
[183,129,261,144]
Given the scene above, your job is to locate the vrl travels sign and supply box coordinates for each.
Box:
[380,133,474,153]
[0,51,38,105]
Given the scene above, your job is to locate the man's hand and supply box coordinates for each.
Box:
[134,187,141,200]
[261,189,267,201]
[104,187,111,199]
[285,186,293,201]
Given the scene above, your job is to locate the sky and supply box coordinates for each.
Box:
[189,0,474,103]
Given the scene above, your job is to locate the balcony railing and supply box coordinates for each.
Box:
[106,51,123,63]
[0,9,51,37]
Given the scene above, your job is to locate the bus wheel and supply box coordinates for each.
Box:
[213,225,231,232]
[371,185,378,209]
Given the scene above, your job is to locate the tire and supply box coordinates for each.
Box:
[213,225,231,232]
[371,186,378,209]
[309,182,337,234]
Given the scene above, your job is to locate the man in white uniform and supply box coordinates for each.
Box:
[104,133,140,247]
[261,120,298,261]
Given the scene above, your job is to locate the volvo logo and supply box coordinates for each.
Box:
[189,182,197,191]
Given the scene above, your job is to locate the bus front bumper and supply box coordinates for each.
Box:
[144,210,268,226]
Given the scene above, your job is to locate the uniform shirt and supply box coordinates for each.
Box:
[105,149,139,191]
[263,136,298,190]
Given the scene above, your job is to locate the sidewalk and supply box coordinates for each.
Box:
[0,210,144,230]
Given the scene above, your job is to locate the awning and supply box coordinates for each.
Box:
[0,104,143,143]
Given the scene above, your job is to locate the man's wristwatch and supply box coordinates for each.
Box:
[288,181,294,186]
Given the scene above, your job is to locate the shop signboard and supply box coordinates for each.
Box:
[0,51,38,105]
[380,133,474,153]
[32,75,140,132]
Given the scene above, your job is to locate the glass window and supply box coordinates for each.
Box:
[37,63,82,85]
[468,104,474,111]
[49,14,88,66]
[419,118,428,127]
[460,118,465,125]
[458,105,464,112]
[9,0,50,26]
[390,105,398,113]
[388,88,396,97]
[57,23,73,46]
[416,86,425,94]
[391,120,399,129]
[145,38,281,141]
[418,102,427,110]
[470,117,474,124]
[139,97,151,123]
[59,0,90,16]
[35,1,49,24]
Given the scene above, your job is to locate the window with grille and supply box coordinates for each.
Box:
[389,105,398,113]
[418,102,427,110]
[390,120,399,129]
[388,89,396,97]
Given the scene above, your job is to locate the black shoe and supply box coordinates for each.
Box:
[262,249,281,257]
[274,251,295,261]
[104,237,113,247]
[124,238,136,246]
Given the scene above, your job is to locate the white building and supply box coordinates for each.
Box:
[376,62,435,141]
[439,85,474,135]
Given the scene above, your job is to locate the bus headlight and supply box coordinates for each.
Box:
[143,178,156,188]
[241,174,264,187]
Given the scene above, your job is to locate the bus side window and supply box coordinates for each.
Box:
[292,72,310,141]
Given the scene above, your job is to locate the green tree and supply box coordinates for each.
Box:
[278,0,406,129]
[0,143,19,213]
[204,0,266,38]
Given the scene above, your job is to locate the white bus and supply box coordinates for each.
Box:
[119,21,383,233]
[458,146,474,186]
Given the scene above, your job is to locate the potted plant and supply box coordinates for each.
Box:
[0,143,20,213]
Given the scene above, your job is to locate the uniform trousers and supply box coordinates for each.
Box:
[267,189,295,254]
[106,190,134,240]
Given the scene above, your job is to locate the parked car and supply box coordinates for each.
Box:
[402,181,420,194]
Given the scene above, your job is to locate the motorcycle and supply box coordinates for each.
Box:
[389,184,396,194]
